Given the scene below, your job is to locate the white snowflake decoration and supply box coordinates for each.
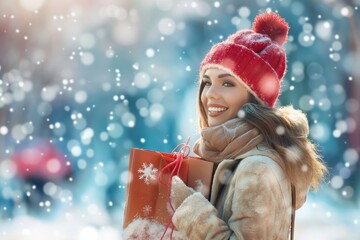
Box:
[142,205,152,216]
[138,163,158,185]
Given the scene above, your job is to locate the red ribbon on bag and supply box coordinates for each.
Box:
[158,137,191,240]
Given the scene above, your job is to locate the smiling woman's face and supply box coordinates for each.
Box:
[201,68,250,127]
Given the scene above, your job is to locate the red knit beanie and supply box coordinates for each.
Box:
[200,12,289,107]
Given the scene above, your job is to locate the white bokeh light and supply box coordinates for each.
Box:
[158,18,176,35]
[80,52,95,66]
[134,72,151,89]
[46,158,61,173]
[75,90,88,104]
[0,126,8,135]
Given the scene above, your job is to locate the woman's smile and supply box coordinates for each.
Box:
[207,104,229,117]
[201,68,250,127]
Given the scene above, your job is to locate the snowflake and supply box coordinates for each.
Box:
[138,163,158,185]
[142,205,152,216]
[194,179,205,193]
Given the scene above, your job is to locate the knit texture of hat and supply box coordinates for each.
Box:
[200,12,289,107]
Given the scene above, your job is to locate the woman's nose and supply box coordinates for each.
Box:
[206,85,220,99]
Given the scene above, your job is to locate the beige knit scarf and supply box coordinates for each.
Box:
[193,118,264,164]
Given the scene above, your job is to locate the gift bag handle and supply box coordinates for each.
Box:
[158,137,191,240]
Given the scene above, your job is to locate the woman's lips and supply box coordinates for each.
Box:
[207,106,228,117]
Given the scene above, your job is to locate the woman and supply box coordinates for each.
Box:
[170,12,327,239]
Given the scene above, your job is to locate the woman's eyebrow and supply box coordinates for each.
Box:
[218,73,232,78]
[202,73,232,79]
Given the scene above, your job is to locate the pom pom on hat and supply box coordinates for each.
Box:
[252,12,289,46]
[199,12,290,107]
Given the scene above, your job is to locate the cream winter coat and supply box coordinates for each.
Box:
[172,120,309,240]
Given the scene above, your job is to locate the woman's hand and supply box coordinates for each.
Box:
[171,176,195,210]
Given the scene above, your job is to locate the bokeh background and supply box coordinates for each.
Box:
[1,0,360,239]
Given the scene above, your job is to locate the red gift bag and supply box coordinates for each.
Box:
[122,142,214,239]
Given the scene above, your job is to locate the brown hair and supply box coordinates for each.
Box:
[196,82,328,190]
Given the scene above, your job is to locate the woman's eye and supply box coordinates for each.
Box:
[223,81,234,87]
[203,81,211,86]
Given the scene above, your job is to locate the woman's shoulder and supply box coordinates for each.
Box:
[231,155,291,200]
[235,154,287,181]
[235,143,286,174]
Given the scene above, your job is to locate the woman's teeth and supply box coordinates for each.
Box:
[208,107,227,112]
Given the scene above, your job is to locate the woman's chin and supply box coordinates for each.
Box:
[208,118,227,127]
